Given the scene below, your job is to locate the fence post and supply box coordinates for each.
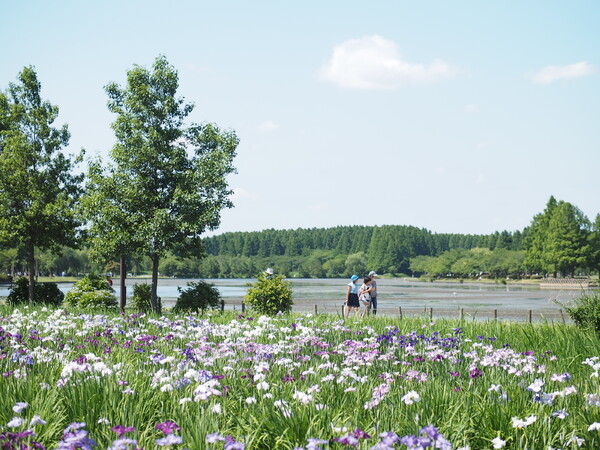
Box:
[221,299,225,313]
[528,309,532,323]
[341,304,345,317]
[494,309,497,321]
[242,302,245,313]
[314,304,318,315]
[460,308,464,321]
[429,307,433,320]
[398,306,403,319]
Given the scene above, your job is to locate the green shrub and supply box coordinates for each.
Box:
[562,290,600,333]
[64,274,117,309]
[244,274,293,316]
[132,283,162,313]
[7,277,64,306]
[173,280,221,315]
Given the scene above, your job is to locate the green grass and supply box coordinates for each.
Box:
[1,306,600,448]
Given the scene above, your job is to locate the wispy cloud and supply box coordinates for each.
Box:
[257,120,280,132]
[231,187,258,202]
[183,63,214,76]
[529,61,595,84]
[318,35,461,90]
[463,104,480,113]
[308,203,328,212]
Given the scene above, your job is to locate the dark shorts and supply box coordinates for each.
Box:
[347,293,360,307]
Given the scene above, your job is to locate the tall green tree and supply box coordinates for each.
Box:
[524,196,591,277]
[544,201,590,277]
[523,196,558,274]
[589,214,600,276]
[0,67,83,300]
[101,55,238,312]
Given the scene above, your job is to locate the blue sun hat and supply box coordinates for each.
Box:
[351,275,359,282]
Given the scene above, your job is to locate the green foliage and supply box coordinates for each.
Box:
[244,274,293,315]
[7,276,64,306]
[344,251,367,277]
[410,247,525,278]
[173,280,221,315]
[64,274,117,309]
[591,214,600,275]
[79,55,238,312]
[0,66,83,300]
[562,290,600,333]
[131,283,160,313]
[524,196,591,277]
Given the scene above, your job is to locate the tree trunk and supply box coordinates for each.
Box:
[120,254,127,313]
[151,254,160,314]
[27,241,35,302]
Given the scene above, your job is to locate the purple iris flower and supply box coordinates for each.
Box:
[469,367,483,379]
[156,421,181,435]
[352,428,371,439]
[112,425,135,438]
[419,425,439,440]
[206,433,225,443]
[334,435,359,447]
[155,434,183,447]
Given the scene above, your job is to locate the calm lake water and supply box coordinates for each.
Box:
[0,277,588,321]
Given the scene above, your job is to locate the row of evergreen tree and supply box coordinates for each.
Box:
[202,226,524,276]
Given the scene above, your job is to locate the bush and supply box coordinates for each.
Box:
[132,283,162,313]
[64,274,117,309]
[562,290,600,333]
[173,281,221,315]
[7,277,64,306]
[244,274,293,316]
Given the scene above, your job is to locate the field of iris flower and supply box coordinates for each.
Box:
[1,305,600,449]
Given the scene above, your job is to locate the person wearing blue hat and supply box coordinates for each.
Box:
[345,274,361,318]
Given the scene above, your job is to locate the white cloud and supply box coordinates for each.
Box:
[318,35,461,89]
[463,104,480,113]
[257,120,280,132]
[183,63,214,76]
[529,61,595,84]
[231,187,258,202]
[308,203,328,212]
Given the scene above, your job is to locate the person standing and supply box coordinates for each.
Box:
[368,271,379,315]
[345,275,361,318]
[359,276,374,318]
[265,268,274,278]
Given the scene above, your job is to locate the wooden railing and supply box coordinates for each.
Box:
[225,300,570,323]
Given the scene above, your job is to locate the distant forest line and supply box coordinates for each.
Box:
[2,197,598,281]
[2,225,525,279]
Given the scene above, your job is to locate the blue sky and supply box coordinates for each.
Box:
[2,1,599,236]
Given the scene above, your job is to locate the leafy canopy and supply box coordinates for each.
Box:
[0,66,83,299]
[80,55,238,312]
